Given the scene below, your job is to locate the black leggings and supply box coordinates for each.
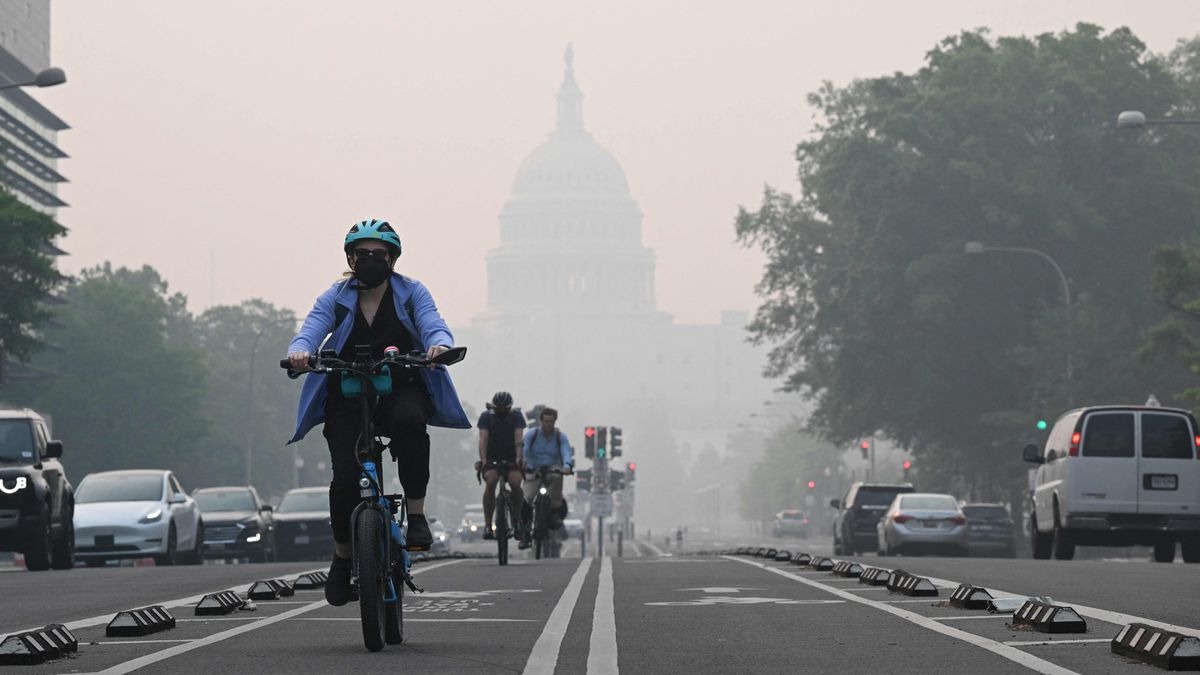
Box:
[323,383,433,544]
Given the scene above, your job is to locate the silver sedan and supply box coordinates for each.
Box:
[877,492,968,557]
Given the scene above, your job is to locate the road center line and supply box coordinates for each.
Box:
[91,559,465,675]
[588,556,617,675]
[524,557,593,675]
[725,557,1079,675]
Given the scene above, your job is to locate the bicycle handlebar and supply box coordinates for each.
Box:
[279,346,467,377]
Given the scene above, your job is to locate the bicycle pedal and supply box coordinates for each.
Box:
[405,544,430,552]
[404,577,424,594]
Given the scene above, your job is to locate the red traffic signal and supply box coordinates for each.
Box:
[585,426,596,438]
[628,462,637,471]
[807,480,816,489]
[903,460,912,470]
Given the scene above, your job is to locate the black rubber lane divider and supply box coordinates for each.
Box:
[0,624,78,666]
[886,570,938,597]
[1111,623,1200,670]
[790,552,812,566]
[106,605,177,637]
[859,567,890,586]
[293,571,329,589]
[774,550,792,562]
[1010,600,1087,634]
[195,590,246,616]
[831,561,863,578]
[247,579,296,600]
[808,556,835,571]
[764,548,779,559]
[948,584,994,610]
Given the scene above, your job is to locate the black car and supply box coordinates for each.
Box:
[831,482,915,555]
[962,502,1017,558]
[272,487,333,561]
[0,409,74,571]
[194,486,276,562]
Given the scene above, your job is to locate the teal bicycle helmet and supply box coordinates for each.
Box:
[344,219,402,254]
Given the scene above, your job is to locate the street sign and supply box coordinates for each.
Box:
[591,492,613,517]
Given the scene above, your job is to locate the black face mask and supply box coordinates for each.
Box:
[353,257,391,289]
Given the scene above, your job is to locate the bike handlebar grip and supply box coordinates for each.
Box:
[278,359,291,369]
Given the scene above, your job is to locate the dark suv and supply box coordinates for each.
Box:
[194,486,276,562]
[0,409,74,571]
[831,482,915,555]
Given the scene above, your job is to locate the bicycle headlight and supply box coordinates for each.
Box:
[539,487,548,495]
[358,477,370,489]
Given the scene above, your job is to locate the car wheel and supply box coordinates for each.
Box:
[155,524,178,566]
[1031,512,1052,559]
[1181,538,1200,563]
[833,539,843,556]
[1153,540,1176,563]
[51,509,75,570]
[23,505,53,571]
[182,521,203,565]
[1051,510,1074,561]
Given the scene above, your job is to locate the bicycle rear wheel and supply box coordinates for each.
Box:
[355,511,387,652]
[496,490,509,566]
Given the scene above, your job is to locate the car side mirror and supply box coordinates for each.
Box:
[1022,444,1043,464]
[44,440,63,459]
[829,499,840,509]
[260,504,274,513]
[170,492,188,504]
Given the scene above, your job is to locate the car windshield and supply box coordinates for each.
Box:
[195,491,256,512]
[77,474,164,503]
[856,490,905,507]
[0,419,35,464]
[963,506,1009,520]
[463,512,484,522]
[900,495,958,511]
[277,491,329,513]
[780,512,805,520]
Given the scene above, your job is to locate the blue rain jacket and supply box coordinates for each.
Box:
[286,274,471,444]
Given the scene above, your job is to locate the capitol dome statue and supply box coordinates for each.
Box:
[484,44,660,318]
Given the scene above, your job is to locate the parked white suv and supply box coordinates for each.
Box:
[1024,405,1200,563]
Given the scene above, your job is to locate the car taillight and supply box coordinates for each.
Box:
[802,518,810,525]
[949,516,966,525]
[1195,435,1200,459]
[1069,431,1081,457]
[893,514,912,524]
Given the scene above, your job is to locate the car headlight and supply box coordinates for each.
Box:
[437,534,447,542]
[245,532,262,543]
[470,525,477,531]
[139,508,163,524]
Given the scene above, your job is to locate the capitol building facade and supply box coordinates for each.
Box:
[455,47,772,525]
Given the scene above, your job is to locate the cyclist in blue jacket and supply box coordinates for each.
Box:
[286,219,470,606]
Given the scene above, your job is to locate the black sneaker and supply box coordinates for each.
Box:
[406,514,433,551]
[517,537,531,550]
[482,529,495,541]
[325,555,354,606]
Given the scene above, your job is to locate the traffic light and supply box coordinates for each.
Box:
[626,462,636,482]
[860,440,870,459]
[596,426,608,459]
[584,426,596,459]
[610,427,623,457]
[610,469,625,491]
[807,480,816,489]
[1036,419,1048,431]
[903,459,912,479]
[575,468,592,492]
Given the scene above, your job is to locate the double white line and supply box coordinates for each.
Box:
[524,556,618,674]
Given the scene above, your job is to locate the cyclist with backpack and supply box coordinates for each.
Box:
[285,219,470,606]
[519,407,573,549]
[475,391,526,541]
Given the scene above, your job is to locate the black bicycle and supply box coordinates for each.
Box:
[525,467,566,560]
[282,345,467,652]
[478,461,520,566]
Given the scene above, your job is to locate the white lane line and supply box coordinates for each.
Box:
[176,618,260,622]
[933,615,1011,621]
[0,565,326,641]
[289,617,536,622]
[523,557,593,675]
[841,586,890,592]
[642,541,667,557]
[92,559,464,675]
[90,639,196,645]
[1005,639,1113,647]
[587,556,618,675]
[725,557,1079,675]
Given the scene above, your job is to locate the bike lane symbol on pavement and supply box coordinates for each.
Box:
[408,589,542,613]
[646,587,845,607]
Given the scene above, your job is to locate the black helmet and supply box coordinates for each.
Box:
[491,391,513,408]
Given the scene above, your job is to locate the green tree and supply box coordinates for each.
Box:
[737,25,1200,496]
[738,429,839,524]
[0,190,67,367]
[3,264,209,481]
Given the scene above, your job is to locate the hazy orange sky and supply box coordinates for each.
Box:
[34,1,1200,328]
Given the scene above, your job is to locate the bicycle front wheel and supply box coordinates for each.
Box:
[496,496,509,566]
[355,511,387,652]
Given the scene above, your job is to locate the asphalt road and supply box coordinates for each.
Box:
[1,536,1196,674]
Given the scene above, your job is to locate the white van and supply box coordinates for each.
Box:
[1024,405,1200,562]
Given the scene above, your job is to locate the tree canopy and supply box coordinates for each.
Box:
[737,25,1200,496]
[0,190,67,365]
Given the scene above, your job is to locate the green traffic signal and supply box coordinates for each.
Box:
[1036,419,1048,431]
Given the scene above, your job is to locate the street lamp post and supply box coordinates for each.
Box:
[245,317,297,487]
[0,67,67,91]
[965,241,1073,406]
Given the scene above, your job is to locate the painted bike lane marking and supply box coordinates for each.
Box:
[523,557,593,675]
